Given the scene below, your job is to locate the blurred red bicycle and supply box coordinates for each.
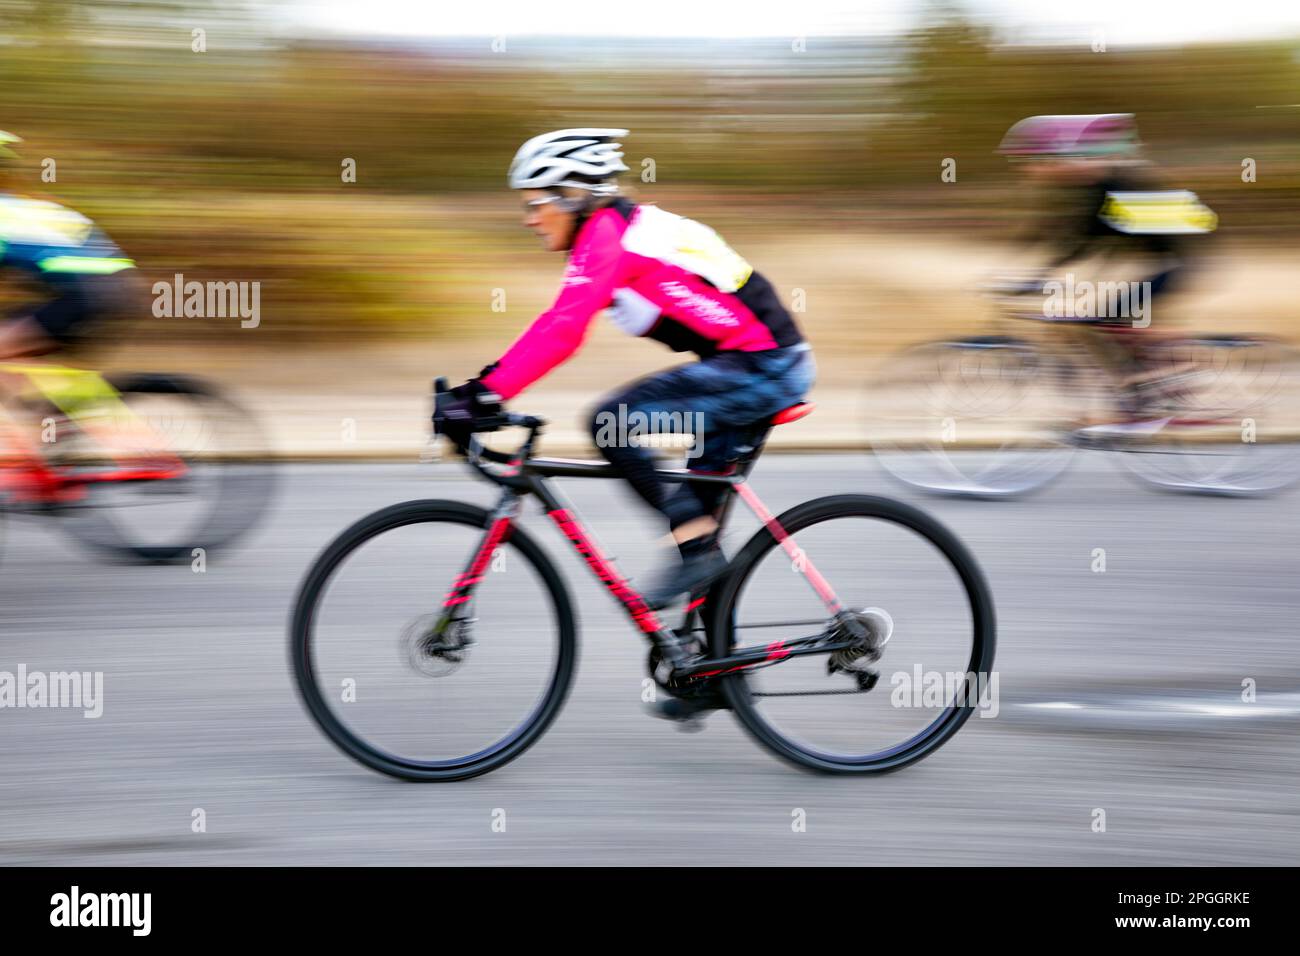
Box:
[0,362,272,562]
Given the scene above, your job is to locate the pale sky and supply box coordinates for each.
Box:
[297,0,1300,45]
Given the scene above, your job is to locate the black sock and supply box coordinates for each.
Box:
[676,532,718,560]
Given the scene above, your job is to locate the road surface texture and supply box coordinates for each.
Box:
[1,454,1297,865]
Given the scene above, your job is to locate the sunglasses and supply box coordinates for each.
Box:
[522,195,563,211]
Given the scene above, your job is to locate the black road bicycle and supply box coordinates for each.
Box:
[290,380,995,780]
[865,288,1300,498]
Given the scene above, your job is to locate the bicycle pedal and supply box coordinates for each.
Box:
[676,714,708,734]
[648,696,715,732]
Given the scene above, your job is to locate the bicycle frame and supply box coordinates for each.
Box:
[0,363,188,504]
[995,303,1242,430]
[436,420,859,682]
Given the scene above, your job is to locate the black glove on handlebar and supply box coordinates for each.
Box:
[434,379,503,451]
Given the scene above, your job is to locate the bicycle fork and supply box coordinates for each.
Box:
[434,495,518,637]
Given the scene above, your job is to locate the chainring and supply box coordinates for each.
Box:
[647,634,721,701]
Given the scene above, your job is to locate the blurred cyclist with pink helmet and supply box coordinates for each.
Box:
[996,113,1216,420]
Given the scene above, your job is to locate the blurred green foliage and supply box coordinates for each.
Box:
[0,1,1295,338]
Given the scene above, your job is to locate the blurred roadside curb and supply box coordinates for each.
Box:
[232,390,1300,461]
[243,439,874,462]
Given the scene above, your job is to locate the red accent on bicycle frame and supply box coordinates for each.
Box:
[734,481,843,615]
[686,596,707,612]
[442,517,511,608]
[690,639,794,679]
[77,464,189,484]
[1,454,189,504]
[548,508,663,634]
[765,640,791,661]
[0,457,81,503]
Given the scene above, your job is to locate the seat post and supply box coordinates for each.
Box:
[732,423,775,481]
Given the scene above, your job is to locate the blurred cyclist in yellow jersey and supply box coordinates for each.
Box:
[0,131,136,361]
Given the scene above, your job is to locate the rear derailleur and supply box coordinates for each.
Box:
[826,607,893,692]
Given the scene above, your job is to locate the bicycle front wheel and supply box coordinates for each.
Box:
[291,500,577,781]
[710,495,995,774]
[864,339,1077,498]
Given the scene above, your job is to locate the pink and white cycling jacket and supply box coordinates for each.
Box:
[481,199,803,399]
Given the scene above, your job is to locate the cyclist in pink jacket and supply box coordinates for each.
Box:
[439,129,814,609]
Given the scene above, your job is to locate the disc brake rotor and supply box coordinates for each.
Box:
[401,613,475,678]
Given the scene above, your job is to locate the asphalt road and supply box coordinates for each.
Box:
[2,454,1298,866]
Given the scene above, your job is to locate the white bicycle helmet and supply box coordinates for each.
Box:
[508,128,629,195]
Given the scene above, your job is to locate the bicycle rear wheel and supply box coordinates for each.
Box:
[290,500,577,781]
[709,495,995,774]
[1114,336,1300,496]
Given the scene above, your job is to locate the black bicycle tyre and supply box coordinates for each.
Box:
[709,494,995,774]
[290,499,578,782]
[58,373,275,562]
